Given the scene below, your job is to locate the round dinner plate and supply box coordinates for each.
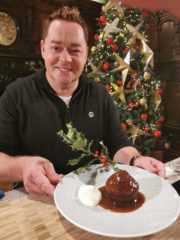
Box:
[54,164,180,238]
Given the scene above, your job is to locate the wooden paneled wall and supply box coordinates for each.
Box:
[0,0,102,59]
[148,12,180,160]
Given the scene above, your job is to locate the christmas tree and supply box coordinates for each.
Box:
[85,0,168,156]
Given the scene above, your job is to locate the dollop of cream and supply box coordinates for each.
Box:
[78,185,102,207]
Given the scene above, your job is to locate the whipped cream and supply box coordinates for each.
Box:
[78,185,102,207]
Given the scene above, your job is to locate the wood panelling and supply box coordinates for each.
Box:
[151,13,180,160]
[0,0,102,59]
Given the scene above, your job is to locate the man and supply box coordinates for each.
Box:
[0,6,165,196]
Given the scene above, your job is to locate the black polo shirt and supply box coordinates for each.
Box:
[0,68,130,174]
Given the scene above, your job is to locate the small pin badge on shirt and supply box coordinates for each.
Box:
[88,111,94,118]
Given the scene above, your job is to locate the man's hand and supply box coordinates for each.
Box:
[134,156,165,178]
[22,156,63,196]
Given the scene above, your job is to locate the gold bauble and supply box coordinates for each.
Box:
[126,119,133,125]
[140,98,147,106]
[91,46,96,53]
[143,71,151,80]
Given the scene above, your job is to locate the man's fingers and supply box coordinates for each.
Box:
[23,159,63,196]
[24,179,44,195]
[36,175,55,196]
[44,162,63,185]
[30,169,56,196]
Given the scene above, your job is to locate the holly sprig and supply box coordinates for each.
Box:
[57,122,117,173]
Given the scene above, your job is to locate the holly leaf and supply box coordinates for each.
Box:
[71,137,86,150]
[74,166,92,174]
[66,123,76,140]
[84,140,93,152]
[67,158,81,166]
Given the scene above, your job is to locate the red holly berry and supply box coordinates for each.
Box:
[106,37,113,45]
[100,153,107,164]
[103,162,110,167]
[102,62,110,71]
[153,130,161,138]
[141,113,148,121]
[94,150,99,158]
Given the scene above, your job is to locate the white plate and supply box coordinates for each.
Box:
[54,164,180,238]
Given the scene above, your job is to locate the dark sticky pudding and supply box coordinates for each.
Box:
[99,169,145,212]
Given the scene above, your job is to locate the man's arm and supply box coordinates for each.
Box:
[0,152,62,195]
[0,153,23,182]
[113,146,165,178]
[113,146,140,165]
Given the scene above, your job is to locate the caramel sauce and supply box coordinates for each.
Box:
[99,186,145,213]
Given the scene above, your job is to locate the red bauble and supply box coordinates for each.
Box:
[93,33,99,41]
[128,102,134,108]
[102,62,110,71]
[99,16,107,25]
[134,101,140,108]
[106,37,113,45]
[111,43,119,51]
[144,127,149,133]
[141,113,148,121]
[124,47,129,53]
[121,122,127,130]
[105,84,111,92]
[158,116,165,123]
[153,130,161,138]
[156,87,163,95]
[117,79,122,86]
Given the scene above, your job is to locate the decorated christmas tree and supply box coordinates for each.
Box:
[85,0,168,156]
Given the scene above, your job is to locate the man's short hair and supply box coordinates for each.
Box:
[42,6,89,44]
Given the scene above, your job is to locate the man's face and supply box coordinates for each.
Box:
[41,20,88,89]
